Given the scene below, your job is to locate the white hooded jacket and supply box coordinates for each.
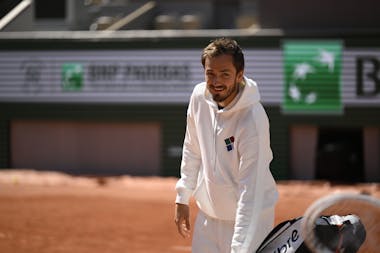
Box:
[176,77,278,253]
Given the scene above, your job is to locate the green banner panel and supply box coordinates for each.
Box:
[62,63,84,91]
[283,41,343,113]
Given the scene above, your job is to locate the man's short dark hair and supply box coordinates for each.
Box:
[201,38,245,73]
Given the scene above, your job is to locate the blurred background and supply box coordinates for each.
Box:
[0,0,379,182]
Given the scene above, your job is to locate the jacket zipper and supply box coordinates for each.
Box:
[213,110,218,172]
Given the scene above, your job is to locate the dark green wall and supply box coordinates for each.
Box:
[267,107,380,180]
[0,103,187,177]
[2,102,379,179]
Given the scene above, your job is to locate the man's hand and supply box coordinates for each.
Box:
[174,203,191,238]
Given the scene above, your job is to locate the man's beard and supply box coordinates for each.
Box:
[210,79,239,104]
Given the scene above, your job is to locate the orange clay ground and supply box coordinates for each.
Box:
[0,170,379,253]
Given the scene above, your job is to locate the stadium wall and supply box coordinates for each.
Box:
[0,32,379,181]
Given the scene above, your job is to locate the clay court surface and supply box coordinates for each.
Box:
[0,170,379,253]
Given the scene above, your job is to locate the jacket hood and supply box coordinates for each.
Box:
[204,76,261,113]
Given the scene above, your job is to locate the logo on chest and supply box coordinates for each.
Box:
[224,136,235,151]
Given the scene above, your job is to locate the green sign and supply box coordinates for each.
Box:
[62,63,83,91]
[283,41,343,113]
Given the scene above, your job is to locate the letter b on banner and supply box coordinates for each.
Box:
[356,57,380,97]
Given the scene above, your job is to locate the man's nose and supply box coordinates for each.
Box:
[211,76,219,85]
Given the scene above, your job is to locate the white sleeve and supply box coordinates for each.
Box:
[175,94,202,205]
[231,106,275,253]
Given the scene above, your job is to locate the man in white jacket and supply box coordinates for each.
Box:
[174,38,278,253]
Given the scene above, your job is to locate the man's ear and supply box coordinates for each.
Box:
[237,70,244,83]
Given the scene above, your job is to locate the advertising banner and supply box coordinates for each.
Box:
[282,40,343,113]
[0,46,378,109]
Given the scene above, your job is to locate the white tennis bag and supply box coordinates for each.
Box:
[256,215,366,253]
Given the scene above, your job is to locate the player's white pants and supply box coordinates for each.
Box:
[192,209,274,253]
